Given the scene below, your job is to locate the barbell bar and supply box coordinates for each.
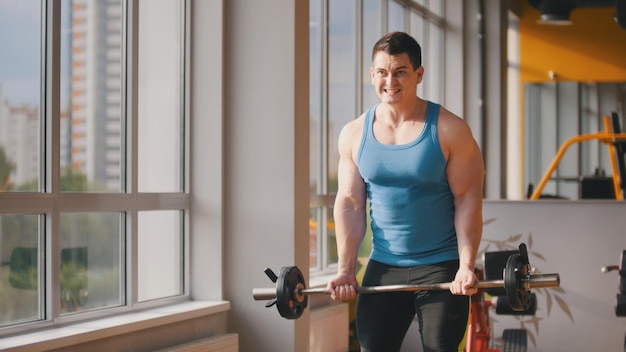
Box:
[252,243,561,319]
[252,273,560,301]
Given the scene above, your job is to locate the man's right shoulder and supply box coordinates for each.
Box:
[338,114,366,158]
[343,113,366,136]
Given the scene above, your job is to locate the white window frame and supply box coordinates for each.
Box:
[0,0,191,336]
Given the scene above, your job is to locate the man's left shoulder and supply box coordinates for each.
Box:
[436,105,464,122]
[437,106,470,133]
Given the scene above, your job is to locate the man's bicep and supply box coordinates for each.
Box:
[447,139,484,198]
[336,156,366,202]
[335,122,366,201]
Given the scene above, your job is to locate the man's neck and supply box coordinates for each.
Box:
[379,97,425,124]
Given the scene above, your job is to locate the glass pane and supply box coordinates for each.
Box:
[137,0,183,192]
[60,212,122,315]
[388,1,404,32]
[0,214,42,327]
[309,0,322,270]
[326,207,337,266]
[426,22,442,102]
[362,0,382,110]
[428,0,443,17]
[310,0,321,197]
[0,0,41,192]
[309,208,320,269]
[61,0,124,192]
[138,210,182,301]
[409,11,425,52]
[328,0,356,194]
[410,11,426,98]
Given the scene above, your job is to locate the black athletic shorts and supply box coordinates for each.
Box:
[356,259,470,352]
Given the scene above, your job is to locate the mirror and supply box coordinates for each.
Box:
[523,81,626,200]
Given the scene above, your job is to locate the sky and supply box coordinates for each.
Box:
[0,0,43,106]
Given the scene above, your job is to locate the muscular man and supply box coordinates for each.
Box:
[326,31,484,352]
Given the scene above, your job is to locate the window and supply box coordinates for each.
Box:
[0,0,189,334]
[309,0,445,274]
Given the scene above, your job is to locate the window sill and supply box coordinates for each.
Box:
[0,301,230,351]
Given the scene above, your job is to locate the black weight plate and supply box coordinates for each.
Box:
[620,250,626,294]
[501,329,528,352]
[518,243,529,265]
[496,293,537,316]
[504,253,531,311]
[483,250,518,297]
[616,293,626,317]
[276,266,308,319]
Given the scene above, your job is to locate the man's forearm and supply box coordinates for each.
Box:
[334,204,367,275]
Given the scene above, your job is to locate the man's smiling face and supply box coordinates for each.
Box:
[370,51,424,105]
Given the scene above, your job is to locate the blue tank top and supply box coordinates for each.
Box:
[356,101,458,267]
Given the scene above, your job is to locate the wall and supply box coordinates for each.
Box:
[520,2,626,82]
[481,200,626,351]
[400,200,626,351]
[43,314,230,352]
[309,304,349,352]
[0,303,231,352]
[514,2,626,198]
[222,1,311,352]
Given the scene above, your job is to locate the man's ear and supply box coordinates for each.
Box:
[416,66,424,84]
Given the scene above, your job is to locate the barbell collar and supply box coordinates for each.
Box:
[522,273,560,290]
[253,287,280,301]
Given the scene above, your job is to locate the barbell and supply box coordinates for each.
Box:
[252,243,561,319]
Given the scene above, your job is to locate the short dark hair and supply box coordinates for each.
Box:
[372,31,422,71]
